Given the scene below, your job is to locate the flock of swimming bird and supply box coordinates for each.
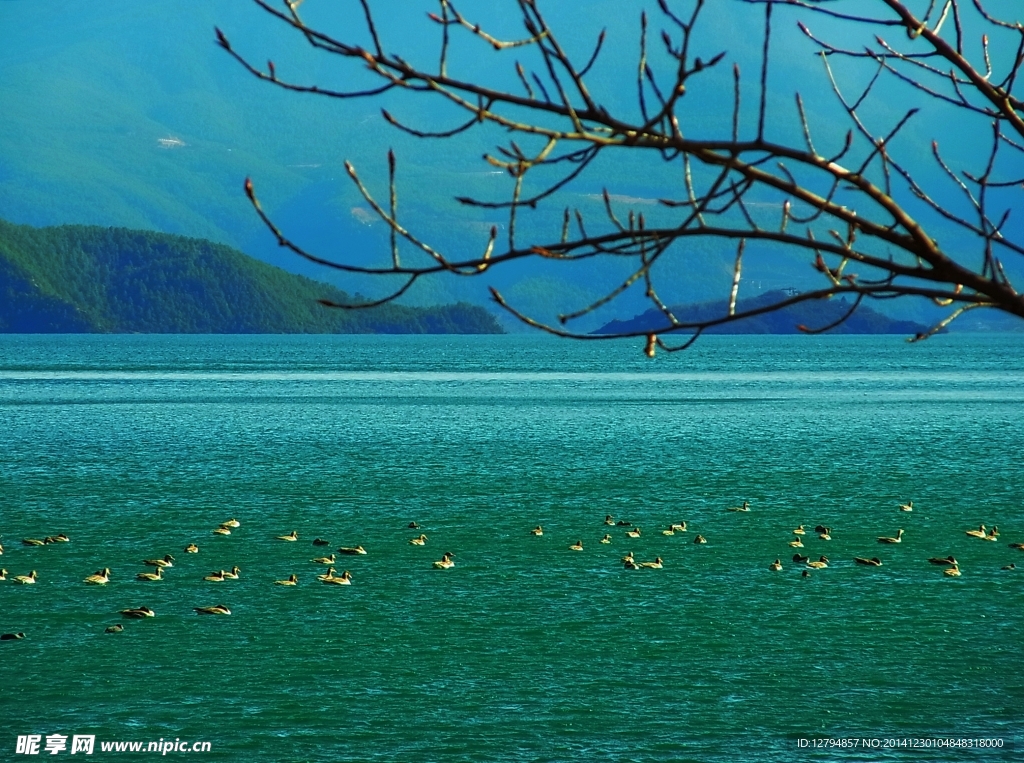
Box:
[1,500,1020,641]
[750,499,1018,578]
[0,516,462,639]
[568,501,1020,578]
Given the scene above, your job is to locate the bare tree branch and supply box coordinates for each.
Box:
[222,0,1024,352]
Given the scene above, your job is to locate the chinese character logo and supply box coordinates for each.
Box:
[16,735,41,755]
[70,736,94,755]
[44,735,68,755]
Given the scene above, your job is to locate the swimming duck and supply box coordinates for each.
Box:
[13,570,38,584]
[801,569,812,577]
[1009,542,1024,550]
[928,556,958,566]
[46,534,70,543]
[600,534,612,544]
[0,569,5,581]
[84,568,111,585]
[818,528,832,541]
[120,606,154,618]
[877,529,904,544]
[204,570,226,582]
[275,574,299,586]
[670,522,687,532]
[223,566,240,580]
[693,534,707,544]
[616,520,632,527]
[276,531,298,542]
[321,570,352,585]
[789,537,804,548]
[316,567,337,582]
[21,538,46,547]
[944,564,962,577]
[854,557,883,566]
[1,632,26,640]
[982,527,999,541]
[769,559,783,571]
[792,525,806,535]
[184,544,199,554]
[432,553,455,569]
[965,525,987,538]
[727,501,750,512]
[899,501,913,512]
[104,624,124,634]
[814,525,828,534]
[661,527,675,536]
[621,552,635,563]
[136,568,163,581]
[1002,563,1016,570]
[143,554,174,568]
[338,545,367,555]
[569,540,584,551]
[604,515,615,526]
[311,554,336,564]
[312,538,331,546]
[626,528,641,538]
[221,518,241,528]
[806,556,829,569]
[212,527,231,536]
[194,604,231,615]
[792,554,809,563]
[639,557,664,569]
[409,535,427,546]
[530,526,543,536]
[408,522,421,530]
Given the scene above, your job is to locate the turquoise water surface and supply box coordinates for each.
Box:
[1,334,1022,762]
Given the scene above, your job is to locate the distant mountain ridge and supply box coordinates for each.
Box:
[595,290,929,336]
[0,220,501,334]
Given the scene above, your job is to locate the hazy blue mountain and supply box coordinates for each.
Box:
[0,220,502,333]
[595,290,929,336]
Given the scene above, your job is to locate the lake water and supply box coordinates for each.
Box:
[1,334,1022,761]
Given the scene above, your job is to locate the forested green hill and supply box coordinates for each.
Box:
[0,220,501,333]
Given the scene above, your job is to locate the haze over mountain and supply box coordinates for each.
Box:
[1,0,1018,330]
[595,291,929,337]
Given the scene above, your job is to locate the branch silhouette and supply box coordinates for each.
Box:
[219,0,1024,353]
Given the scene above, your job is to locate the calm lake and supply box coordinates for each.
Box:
[1,334,1022,761]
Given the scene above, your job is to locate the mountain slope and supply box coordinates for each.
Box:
[0,220,501,334]
[595,290,928,336]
